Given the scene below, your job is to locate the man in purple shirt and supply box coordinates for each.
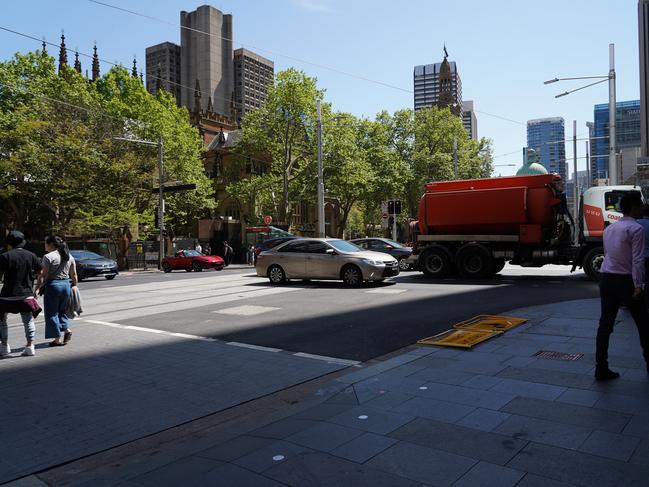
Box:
[597,193,649,380]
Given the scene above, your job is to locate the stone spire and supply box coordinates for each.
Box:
[41,37,47,55]
[91,43,100,82]
[74,50,82,73]
[131,56,138,78]
[437,46,461,116]
[207,96,213,113]
[139,71,143,83]
[193,79,202,114]
[58,32,68,73]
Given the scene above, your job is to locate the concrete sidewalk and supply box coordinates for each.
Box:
[6,298,649,486]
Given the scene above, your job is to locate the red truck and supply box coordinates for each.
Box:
[407,174,643,280]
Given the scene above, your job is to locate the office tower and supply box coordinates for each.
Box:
[180,5,233,115]
[233,48,274,124]
[414,51,462,115]
[145,42,181,105]
[462,100,477,140]
[640,0,649,160]
[592,100,642,181]
[526,118,566,181]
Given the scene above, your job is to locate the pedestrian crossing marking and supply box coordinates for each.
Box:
[214,305,279,316]
[365,288,407,295]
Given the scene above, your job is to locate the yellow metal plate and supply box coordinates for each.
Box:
[452,315,527,333]
[417,329,501,349]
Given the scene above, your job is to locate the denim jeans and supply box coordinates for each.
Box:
[44,279,71,339]
[0,312,35,343]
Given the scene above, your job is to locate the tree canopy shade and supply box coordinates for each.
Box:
[0,51,214,239]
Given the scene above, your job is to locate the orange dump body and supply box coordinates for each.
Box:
[418,174,563,243]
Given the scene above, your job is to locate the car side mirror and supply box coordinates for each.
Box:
[325,248,336,255]
[385,245,393,249]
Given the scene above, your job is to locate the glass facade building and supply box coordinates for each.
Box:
[526,118,566,181]
[592,100,641,179]
[413,61,462,111]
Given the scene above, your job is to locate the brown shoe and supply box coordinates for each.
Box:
[48,340,65,347]
[63,330,72,344]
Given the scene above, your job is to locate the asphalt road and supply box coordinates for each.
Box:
[77,264,599,362]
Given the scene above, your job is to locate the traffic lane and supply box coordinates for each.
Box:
[101,273,599,362]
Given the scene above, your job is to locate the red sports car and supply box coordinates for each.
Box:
[162,250,225,273]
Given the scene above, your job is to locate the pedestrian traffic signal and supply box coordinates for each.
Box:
[154,209,159,229]
[388,200,395,214]
[394,200,402,215]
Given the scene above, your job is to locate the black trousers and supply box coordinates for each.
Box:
[597,273,649,369]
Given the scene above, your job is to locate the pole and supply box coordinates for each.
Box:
[585,141,590,189]
[158,136,164,270]
[391,198,397,241]
[316,100,325,238]
[453,136,458,179]
[608,43,617,185]
[572,120,579,244]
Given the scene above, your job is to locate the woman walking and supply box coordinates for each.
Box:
[35,236,78,347]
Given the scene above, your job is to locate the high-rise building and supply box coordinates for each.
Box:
[526,118,566,181]
[414,52,462,114]
[145,42,181,105]
[462,100,477,140]
[180,5,233,115]
[233,48,274,124]
[593,100,642,181]
[640,0,649,161]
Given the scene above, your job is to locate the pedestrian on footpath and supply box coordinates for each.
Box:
[636,204,649,303]
[35,236,78,347]
[223,240,233,266]
[0,231,43,357]
[247,244,255,266]
[597,193,649,380]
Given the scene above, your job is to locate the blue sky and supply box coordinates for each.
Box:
[0,0,642,176]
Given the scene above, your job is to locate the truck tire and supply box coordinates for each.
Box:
[583,247,604,281]
[456,244,494,279]
[420,247,453,278]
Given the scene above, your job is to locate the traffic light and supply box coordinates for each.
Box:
[394,200,402,215]
[154,208,159,229]
[387,200,395,214]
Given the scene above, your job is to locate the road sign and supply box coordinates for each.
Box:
[381,213,389,220]
[263,215,273,225]
[151,183,197,194]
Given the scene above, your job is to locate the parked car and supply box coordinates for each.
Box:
[350,238,413,271]
[254,236,301,259]
[162,249,225,273]
[256,238,399,286]
[70,250,119,281]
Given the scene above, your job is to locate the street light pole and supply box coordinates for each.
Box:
[453,136,458,179]
[608,43,617,185]
[572,120,579,243]
[157,136,165,269]
[316,100,325,238]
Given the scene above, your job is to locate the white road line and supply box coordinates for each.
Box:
[293,352,360,366]
[214,305,280,316]
[365,288,407,295]
[226,342,282,352]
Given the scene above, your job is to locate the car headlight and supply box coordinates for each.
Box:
[362,258,384,266]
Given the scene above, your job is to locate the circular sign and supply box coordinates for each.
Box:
[263,215,273,225]
[381,213,389,220]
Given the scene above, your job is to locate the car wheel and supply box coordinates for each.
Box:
[583,247,604,281]
[268,265,286,285]
[105,275,116,280]
[420,247,453,278]
[398,257,410,271]
[341,264,362,287]
[162,262,172,273]
[192,261,203,272]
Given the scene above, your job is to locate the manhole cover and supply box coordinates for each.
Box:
[533,350,583,361]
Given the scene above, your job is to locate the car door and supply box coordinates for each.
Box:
[276,241,309,278]
[306,241,338,279]
[369,240,395,258]
[353,239,370,250]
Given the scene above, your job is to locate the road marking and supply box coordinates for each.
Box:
[215,305,280,316]
[226,342,282,352]
[293,352,360,366]
[83,319,217,341]
[365,288,407,295]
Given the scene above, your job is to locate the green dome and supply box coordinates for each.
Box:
[516,162,548,176]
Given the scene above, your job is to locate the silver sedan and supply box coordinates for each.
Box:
[255,238,400,286]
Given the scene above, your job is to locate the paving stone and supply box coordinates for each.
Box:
[331,432,397,463]
[200,462,286,486]
[233,440,313,473]
[508,442,649,487]
[515,473,578,487]
[494,414,592,449]
[453,461,525,487]
[490,378,566,400]
[556,388,603,407]
[409,382,516,410]
[500,397,631,433]
[578,430,641,462]
[366,441,476,486]
[131,455,223,486]
[290,403,354,421]
[390,396,475,424]
[502,356,537,367]
[328,405,416,435]
[593,392,649,415]
[250,418,320,439]
[264,451,419,487]
[361,390,414,409]
[389,417,526,466]
[461,374,503,390]
[456,408,511,432]
[196,435,274,462]
[629,439,649,467]
[286,422,364,452]
[406,367,473,385]
[590,378,649,398]
[622,413,649,439]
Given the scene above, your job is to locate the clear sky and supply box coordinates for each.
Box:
[0,0,642,176]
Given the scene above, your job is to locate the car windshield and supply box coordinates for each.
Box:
[70,251,103,260]
[183,250,201,257]
[383,239,403,248]
[328,240,362,253]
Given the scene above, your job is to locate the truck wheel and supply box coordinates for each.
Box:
[456,244,494,279]
[420,247,453,278]
[583,247,604,281]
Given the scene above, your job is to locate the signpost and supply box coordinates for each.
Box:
[263,215,273,225]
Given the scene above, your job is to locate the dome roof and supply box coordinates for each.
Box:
[516,162,548,176]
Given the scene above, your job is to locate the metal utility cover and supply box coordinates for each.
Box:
[534,350,584,361]
[418,329,501,349]
[453,315,527,333]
